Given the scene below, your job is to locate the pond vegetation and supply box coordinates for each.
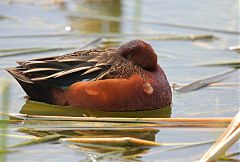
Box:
[0,0,239,161]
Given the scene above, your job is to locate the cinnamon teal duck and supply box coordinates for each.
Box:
[6,40,172,111]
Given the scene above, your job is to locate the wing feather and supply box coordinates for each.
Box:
[9,48,118,87]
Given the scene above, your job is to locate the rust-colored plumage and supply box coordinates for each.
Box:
[6,40,172,111]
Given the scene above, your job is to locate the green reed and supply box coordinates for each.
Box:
[0,81,10,162]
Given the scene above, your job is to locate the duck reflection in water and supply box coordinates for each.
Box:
[18,101,171,159]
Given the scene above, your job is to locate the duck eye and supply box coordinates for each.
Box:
[126,54,132,59]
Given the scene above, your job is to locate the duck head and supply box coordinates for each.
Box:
[118,39,157,71]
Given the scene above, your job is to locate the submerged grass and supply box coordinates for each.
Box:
[0,15,11,20]
[0,33,216,59]
[145,140,215,156]
[0,47,76,58]
[0,38,102,58]
[0,2,239,162]
[196,60,240,68]
[0,150,12,154]
[1,91,239,161]
[79,149,125,162]
[101,34,216,42]
[10,134,63,148]
[0,32,216,40]
[0,47,46,53]
[0,133,36,139]
[68,14,240,35]
[218,152,240,161]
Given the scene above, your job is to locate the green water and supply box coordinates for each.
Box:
[0,0,239,161]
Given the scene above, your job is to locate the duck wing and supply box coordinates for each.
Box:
[8,48,118,88]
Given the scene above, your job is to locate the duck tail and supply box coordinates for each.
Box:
[5,68,54,103]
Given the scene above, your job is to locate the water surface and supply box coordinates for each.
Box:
[0,0,239,161]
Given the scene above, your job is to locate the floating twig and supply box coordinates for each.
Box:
[63,137,216,149]
[199,111,240,162]
[20,123,229,129]
[172,82,239,88]
[9,113,232,124]
[62,137,160,147]
[174,69,238,93]
[229,45,240,53]
[77,37,102,50]
[8,114,231,128]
